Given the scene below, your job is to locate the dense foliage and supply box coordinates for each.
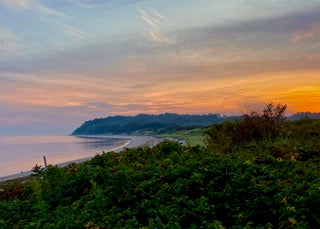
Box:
[1,118,320,228]
[72,113,239,135]
[205,103,288,153]
[1,105,320,228]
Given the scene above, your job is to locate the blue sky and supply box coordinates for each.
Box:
[0,0,320,135]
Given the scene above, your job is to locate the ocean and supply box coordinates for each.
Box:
[0,135,130,177]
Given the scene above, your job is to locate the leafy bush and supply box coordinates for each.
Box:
[1,105,320,228]
[1,138,320,228]
[205,103,287,153]
[286,118,320,141]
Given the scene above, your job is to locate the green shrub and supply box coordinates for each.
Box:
[1,139,320,228]
[205,103,287,153]
[1,106,320,228]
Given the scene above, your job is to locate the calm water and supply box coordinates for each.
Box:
[0,135,130,177]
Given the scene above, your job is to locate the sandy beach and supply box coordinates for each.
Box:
[0,135,164,183]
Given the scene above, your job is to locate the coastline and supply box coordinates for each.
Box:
[0,135,164,183]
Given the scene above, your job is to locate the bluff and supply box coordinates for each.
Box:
[72,112,320,135]
[72,113,238,135]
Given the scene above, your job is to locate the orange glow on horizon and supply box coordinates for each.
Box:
[1,70,319,116]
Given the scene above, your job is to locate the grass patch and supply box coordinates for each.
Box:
[158,128,206,146]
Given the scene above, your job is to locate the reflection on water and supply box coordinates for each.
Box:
[0,135,129,177]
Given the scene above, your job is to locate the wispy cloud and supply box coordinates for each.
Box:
[139,9,162,28]
[292,22,320,42]
[33,1,65,17]
[63,0,94,9]
[148,30,174,45]
[63,24,91,40]
[0,0,64,16]
[292,31,315,42]
[149,8,169,23]
[0,0,90,41]
[0,26,27,58]
[139,8,174,45]
[0,0,31,10]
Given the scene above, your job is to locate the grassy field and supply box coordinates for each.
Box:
[158,128,206,146]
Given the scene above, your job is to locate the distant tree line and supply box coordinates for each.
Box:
[72,113,239,135]
[72,111,320,136]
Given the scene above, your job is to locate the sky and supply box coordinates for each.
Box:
[0,0,320,135]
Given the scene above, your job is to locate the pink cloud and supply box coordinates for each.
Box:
[292,22,320,42]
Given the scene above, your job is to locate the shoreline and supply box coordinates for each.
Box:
[0,135,164,183]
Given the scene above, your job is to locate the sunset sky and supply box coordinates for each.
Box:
[0,0,320,135]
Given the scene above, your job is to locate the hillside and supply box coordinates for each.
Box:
[72,112,320,136]
[72,113,238,135]
[288,112,320,120]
